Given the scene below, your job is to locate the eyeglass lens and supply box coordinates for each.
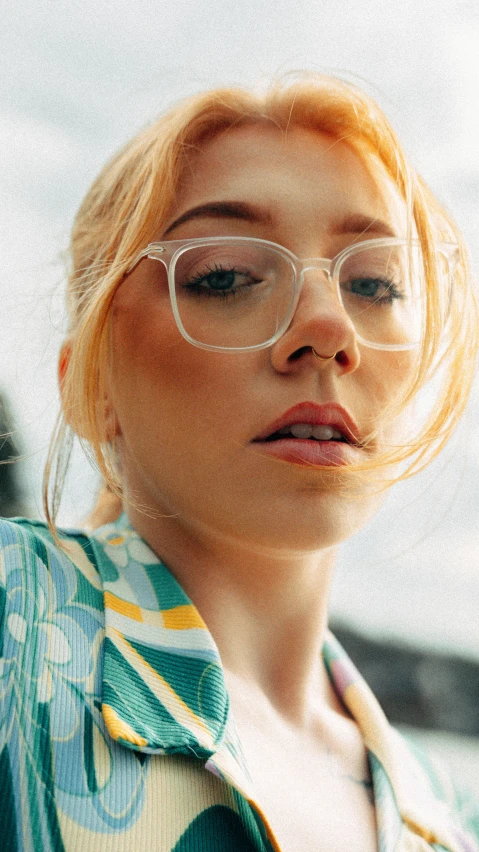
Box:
[169,241,425,349]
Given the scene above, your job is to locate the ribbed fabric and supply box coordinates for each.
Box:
[0,514,478,852]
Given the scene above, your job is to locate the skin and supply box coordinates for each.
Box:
[101,125,416,850]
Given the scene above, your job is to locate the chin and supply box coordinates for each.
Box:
[231,489,386,554]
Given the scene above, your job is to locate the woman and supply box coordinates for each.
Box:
[1,73,478,852]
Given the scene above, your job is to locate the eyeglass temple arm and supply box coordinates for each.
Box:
[126,245,167,275]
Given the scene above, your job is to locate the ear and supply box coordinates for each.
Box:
[58,340,121,441]
[58,340,71,389]
[58,341,72,425]
[103,392,122,442]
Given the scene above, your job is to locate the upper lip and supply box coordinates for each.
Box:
[253,402,362,445]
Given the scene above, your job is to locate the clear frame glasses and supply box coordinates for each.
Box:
[127,236,458,352]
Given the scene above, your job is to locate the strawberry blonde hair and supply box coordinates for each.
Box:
[44,72,478,531]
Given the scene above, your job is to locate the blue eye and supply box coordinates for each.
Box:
[183,264,260,298]
[345,277,405,304]
[192,267,238,291]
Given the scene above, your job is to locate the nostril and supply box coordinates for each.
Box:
[289,346,314,362]
[289,345,344,364]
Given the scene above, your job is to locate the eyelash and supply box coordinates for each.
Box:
[182,265,260,298]
[343,277,405,304]
[180,265,406,307]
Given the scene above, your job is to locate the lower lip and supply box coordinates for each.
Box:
[251,438,361,467]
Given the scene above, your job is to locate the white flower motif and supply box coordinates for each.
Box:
[7,612,27,644]
[104,531,156,569]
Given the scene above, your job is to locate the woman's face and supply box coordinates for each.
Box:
[109,124,415,552]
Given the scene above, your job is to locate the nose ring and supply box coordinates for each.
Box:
[311,348,335,361]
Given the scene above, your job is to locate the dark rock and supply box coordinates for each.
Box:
[0,392,27,517]
[331,622,479,735]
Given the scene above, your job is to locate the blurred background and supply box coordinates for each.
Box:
[1,0,478,794]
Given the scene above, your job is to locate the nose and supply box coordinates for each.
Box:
[270,267,361,373]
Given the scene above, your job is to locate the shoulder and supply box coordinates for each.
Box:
[0,516,105,627]
[0,514,101,567]
[0,517,106,741]
[0,519,112,849]
[395,729,479,848]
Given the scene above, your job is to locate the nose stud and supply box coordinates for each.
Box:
[311,348,336,361]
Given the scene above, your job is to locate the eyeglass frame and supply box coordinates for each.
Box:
[126,236,459,353]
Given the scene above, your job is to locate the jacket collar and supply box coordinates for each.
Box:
[91,514,475,852]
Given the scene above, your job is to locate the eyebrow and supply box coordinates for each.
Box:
[331,213,397,239]
[163,201,397,240]
[163,201,273,235]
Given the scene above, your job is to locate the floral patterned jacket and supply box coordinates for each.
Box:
[1,514,478,852]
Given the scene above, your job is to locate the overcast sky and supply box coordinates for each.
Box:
[1,0,478,654]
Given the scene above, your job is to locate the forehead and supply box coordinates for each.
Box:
[171,123,407,238]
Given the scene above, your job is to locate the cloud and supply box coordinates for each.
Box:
[0,111,93,222]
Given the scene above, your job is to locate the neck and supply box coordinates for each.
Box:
[125,505,338,726]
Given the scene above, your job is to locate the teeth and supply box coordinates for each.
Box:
[279,423,344,441]
[312,425,335,441]
[290,423,314,439]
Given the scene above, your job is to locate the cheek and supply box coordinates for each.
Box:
[358,349,418,442]
[109,291,254,452]
[381,403,415,448]
[365,348,417,402]
[109,290,183,441]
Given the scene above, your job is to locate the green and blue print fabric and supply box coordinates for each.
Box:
[0,514,478,851]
